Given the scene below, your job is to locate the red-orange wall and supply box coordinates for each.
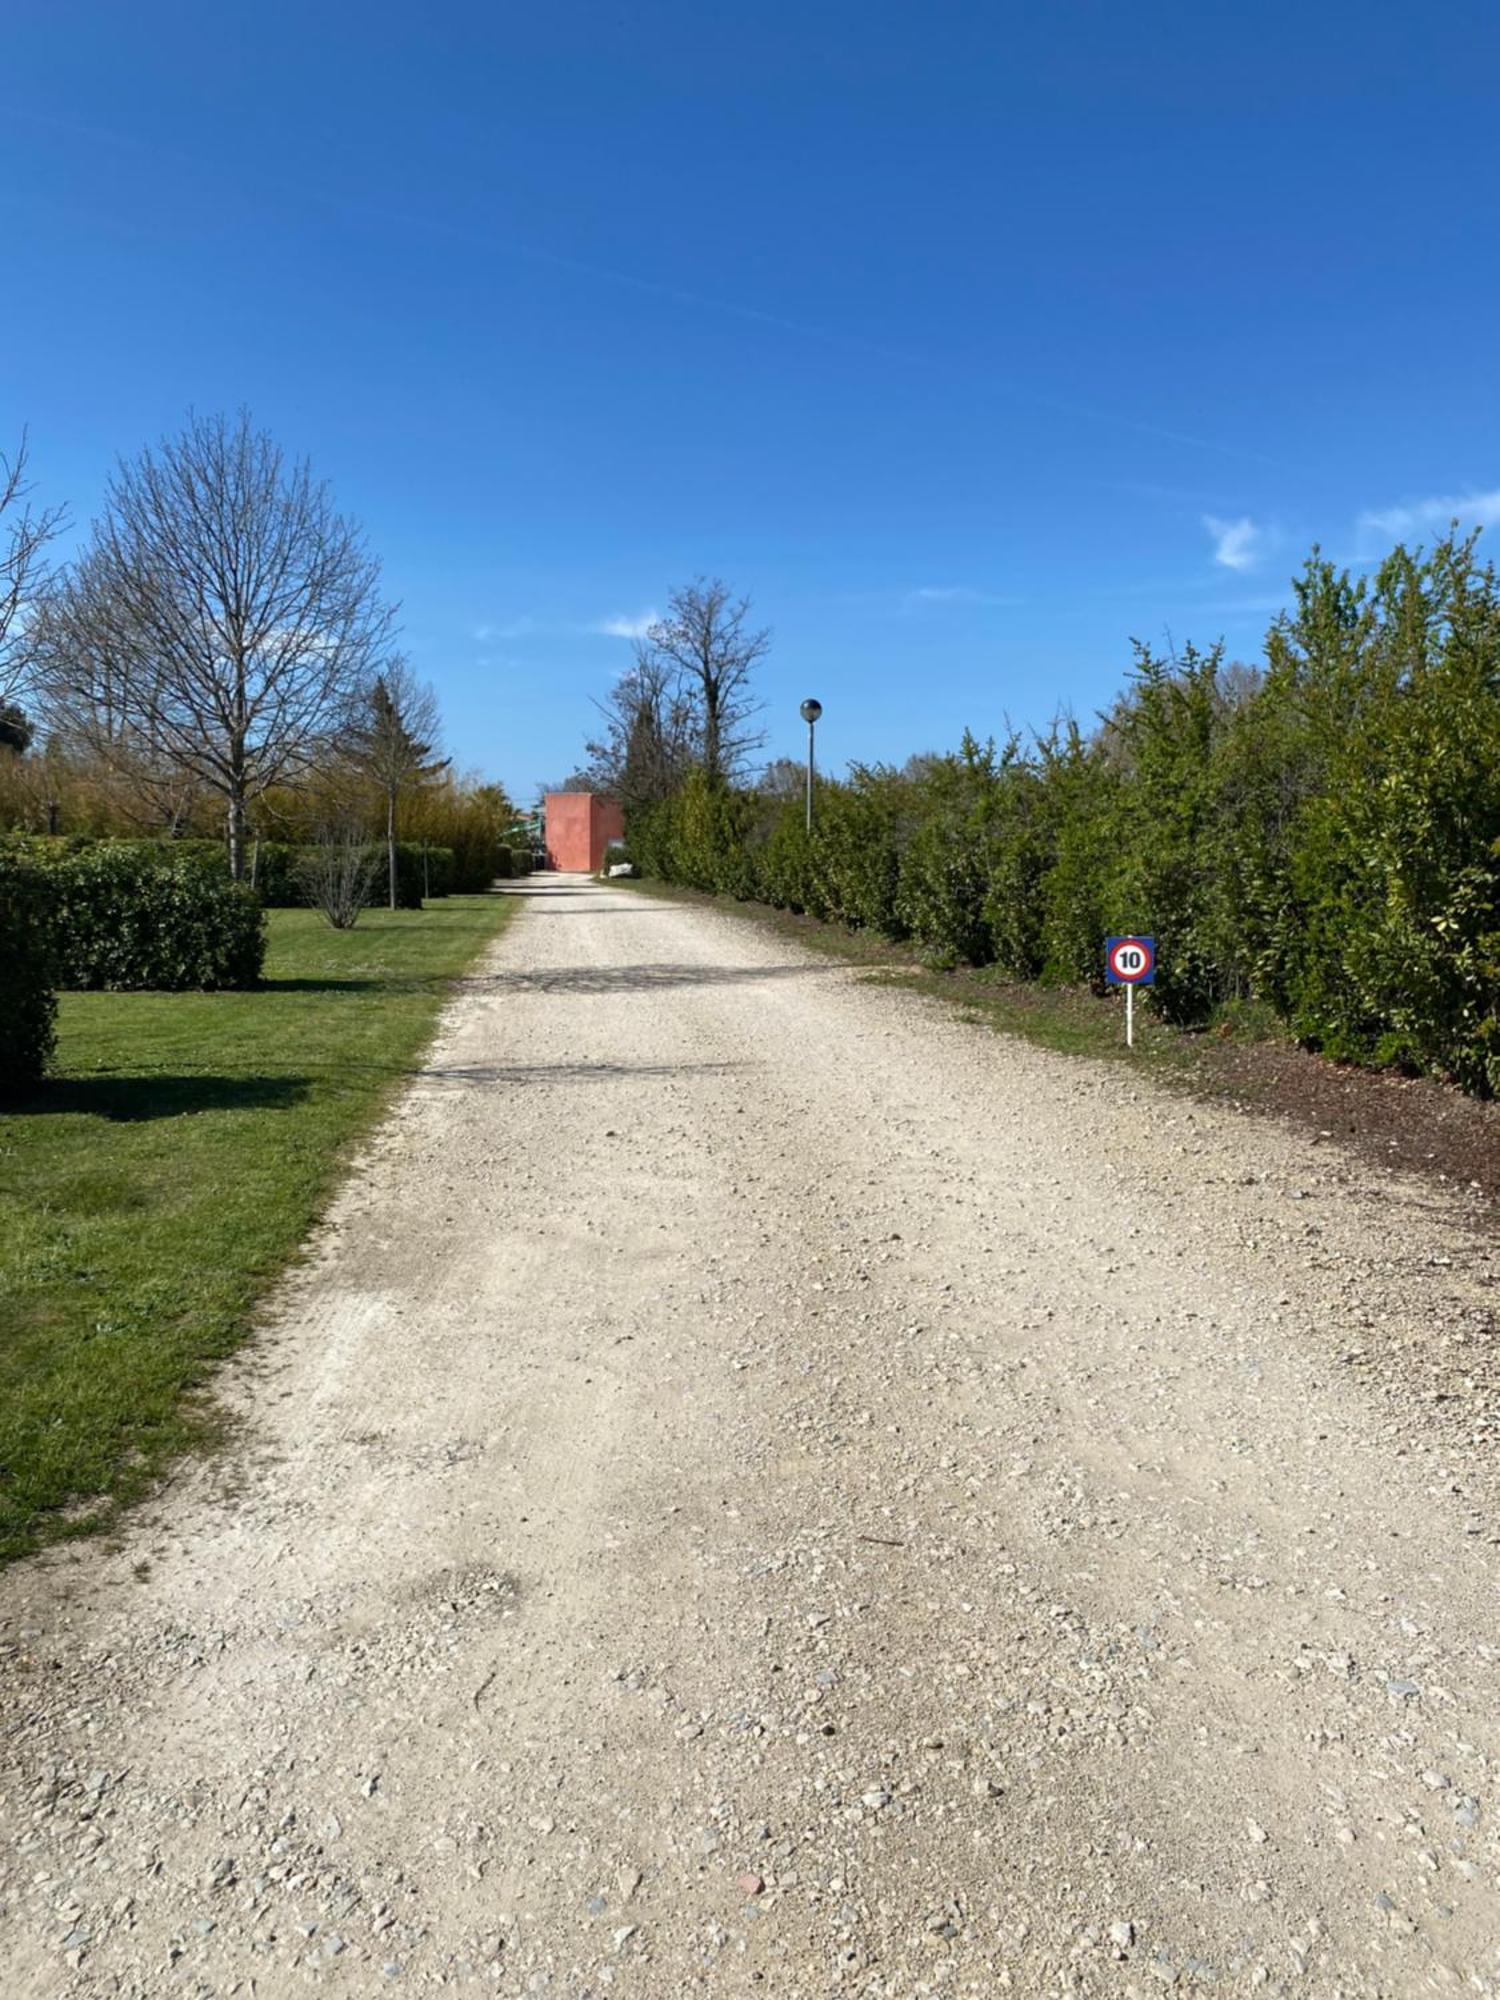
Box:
[544,793,625,872]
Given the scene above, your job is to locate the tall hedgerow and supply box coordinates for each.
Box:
[621,529,1500,1096]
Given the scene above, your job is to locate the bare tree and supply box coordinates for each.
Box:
[295,817,381,929]
[0,430,66,710]
[345,659,448,909]
[30,549,206,834]
[640,578,768,786]
[40,411,393,877]
[582,649,694,810]
[760,756,806,800]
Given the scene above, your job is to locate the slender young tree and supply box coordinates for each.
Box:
[346,659,448,909]
[40,411,393,877]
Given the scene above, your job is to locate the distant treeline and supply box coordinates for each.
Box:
[628,534,1500,1097]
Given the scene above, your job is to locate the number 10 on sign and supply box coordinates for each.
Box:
[1104,935,1156,1047]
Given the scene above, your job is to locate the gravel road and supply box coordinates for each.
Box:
[3,875,1499,1999]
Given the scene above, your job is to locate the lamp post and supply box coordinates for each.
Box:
[800,697,822,836]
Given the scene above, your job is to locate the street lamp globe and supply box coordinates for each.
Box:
[799,699,823,835]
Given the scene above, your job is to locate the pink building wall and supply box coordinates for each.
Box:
[543,793,625,873]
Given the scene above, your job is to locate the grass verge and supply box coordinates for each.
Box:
[0,895,513,1563]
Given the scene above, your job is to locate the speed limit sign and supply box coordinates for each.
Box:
[1105,936,1156,986]
[1104,935,1155,1047]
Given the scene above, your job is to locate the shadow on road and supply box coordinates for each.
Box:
[416,1058,756,1086]
[471,962,833,994]
[498,881,597,897]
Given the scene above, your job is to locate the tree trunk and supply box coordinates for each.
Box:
[387,786,398,910]
[228,788,247,882]
[228,709,248,880]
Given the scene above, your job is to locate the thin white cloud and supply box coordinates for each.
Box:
[901,585,1019,612]
[473,616,537,642]
[1204,515,1263,572]
[593,609,658,639]
[1358,488,1500,541]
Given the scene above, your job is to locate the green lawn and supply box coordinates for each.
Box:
[0,895,514,1563]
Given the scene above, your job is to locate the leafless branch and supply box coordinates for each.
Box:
[0,429,67,708]
[639,577,768,786]
[582,648,696,810]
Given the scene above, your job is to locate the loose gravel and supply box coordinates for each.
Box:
[2,874,1498,1998]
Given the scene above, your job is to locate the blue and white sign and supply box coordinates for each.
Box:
[1105,935,1156,986]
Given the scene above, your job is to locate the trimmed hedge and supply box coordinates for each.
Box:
[6,834,462,910]
[0,852,56,1092]
[493,843,536,879]
[202,837,456,909]
[35,844,265,991]
[339,842,457,910]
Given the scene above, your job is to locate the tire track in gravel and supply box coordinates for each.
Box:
[2,874,1498,1999]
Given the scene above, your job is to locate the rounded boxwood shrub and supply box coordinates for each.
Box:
[41,844,265,990]
[0,850,56,1092]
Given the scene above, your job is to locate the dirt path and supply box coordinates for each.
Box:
[3,875,1499,1999]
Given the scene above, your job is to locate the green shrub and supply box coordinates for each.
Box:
[38,844,265,990]
[0,851,56,1092]
[627,797,678,881]
[897,819,992,964]
[667,772,758,895]
[1038,740,1118,990]
[1093,644,1232,1024]
[245,840,303,906]
[447,826,509,890]
[1270,539,1500,1091]
[754,803,817,911]
[893,739,998,966]
[414,844,456,897]
[375,843,430,909]
[979,742,1061,979]
[813,767,909,936]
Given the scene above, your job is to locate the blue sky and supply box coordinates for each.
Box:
[5,2,1499,801]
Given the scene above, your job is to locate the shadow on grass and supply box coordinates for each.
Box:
[10,1075,311,1121]
[257,976,384,993]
